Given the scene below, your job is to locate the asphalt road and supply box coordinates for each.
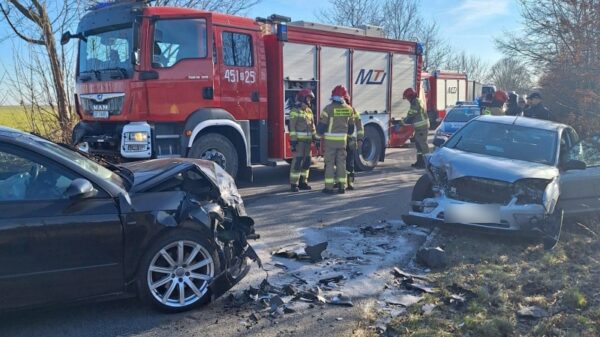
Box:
[0,146,427,337]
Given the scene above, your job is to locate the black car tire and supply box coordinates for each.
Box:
[355,125,383,172]
[412,174,434,212]
[189,133,239,178]
[137,229,221,313]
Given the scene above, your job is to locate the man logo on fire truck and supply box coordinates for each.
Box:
[355,69,387,85]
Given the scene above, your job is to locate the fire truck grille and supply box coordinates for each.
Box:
[447,177,513,205]
[80,93,125,116]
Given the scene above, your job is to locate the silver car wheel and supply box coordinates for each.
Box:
[147,240,215,308]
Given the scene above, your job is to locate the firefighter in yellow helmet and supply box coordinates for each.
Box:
[343,93,364,190]
[402,88,430,169]
[289,88,317,192]
[317,85,354,194]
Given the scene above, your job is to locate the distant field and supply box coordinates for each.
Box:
[0,106,63,138]
[0,106,34,131]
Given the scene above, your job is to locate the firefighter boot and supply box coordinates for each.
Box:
[338,186,346,194]
[347,173,355,190]
[290,184,299,192]
[322,188,336,194]
[413,155,425,169]
[298,176,312,190]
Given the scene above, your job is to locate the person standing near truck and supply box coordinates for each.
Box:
[289,88,317,192]
[524,92,553,121]
[317,85,354,194]
[505,91,523,116]
[402,88,429,169]
[343,93,364,190]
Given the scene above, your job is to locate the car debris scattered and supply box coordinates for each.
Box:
[416,246,448,269]
[227,220,431,330]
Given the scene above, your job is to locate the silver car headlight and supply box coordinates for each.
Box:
[513,179,550,205]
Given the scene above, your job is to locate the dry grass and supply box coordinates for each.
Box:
[367,220,600,337]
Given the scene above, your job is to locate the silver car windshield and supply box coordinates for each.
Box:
[445,120,558,165]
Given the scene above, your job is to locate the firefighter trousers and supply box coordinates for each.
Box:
[324,143,347,190]
[346,137,357,174]
[414,128,430,156]
[290,141,312,184]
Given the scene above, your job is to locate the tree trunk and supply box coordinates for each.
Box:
[39,6,71,142]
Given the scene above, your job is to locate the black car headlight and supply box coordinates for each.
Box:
[513,179,550,204]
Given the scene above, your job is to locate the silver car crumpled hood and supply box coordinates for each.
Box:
[427,147,559,183]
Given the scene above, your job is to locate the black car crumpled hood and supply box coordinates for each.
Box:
[120,158,245,212]
[428,147,559,183]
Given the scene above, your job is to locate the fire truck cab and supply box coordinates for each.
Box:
[65,1,422,179]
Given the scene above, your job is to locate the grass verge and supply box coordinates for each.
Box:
[367,220,600,337]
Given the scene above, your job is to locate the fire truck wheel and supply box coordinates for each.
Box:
[189,133,239,178]
[355,126,382,172]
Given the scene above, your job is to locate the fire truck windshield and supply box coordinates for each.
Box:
[78,26,133,81]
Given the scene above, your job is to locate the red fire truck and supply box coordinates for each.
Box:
[421,70,466,128]
[64,1,422,179]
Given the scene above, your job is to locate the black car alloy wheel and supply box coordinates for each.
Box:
[138,229,220,312]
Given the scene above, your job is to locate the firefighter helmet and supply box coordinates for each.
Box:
[343,93,351,105]
[494,90,508,103]
[403,88,417,99]
[331,85,348,98]
[297,88,315,102]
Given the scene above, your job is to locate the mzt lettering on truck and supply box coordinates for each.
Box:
[355,69,387,85]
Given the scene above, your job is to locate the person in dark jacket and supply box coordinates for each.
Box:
[523,92,552,121]
[505,91,523,116]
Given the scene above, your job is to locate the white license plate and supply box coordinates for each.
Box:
[93,111,109,118]
[445,204,501,224]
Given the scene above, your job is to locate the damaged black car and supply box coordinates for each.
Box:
[0,126,260,312]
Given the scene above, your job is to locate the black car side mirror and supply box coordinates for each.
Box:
[433,138,445,147]
[563,159,587,171]
[65,179,97,200]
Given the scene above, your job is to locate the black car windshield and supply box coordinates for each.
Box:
[78,25,133,80]
[445,120,558,165]
[33,139,126,188]
[444,107,480,122]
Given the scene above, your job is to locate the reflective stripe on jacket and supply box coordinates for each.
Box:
[289,105,316,141]
[404,98,429,130]
[318,102,353,144]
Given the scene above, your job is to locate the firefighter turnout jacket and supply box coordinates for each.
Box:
[289,104,316,142]
[404,98,429,130]
[318,101,354,147]
[349,107,365,141]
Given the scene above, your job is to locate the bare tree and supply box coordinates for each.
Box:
[416,21,451,71]
[444,51,489,83]
[496,0,600,129]
[381,0,420,40]
[317,0,383,27]
[0,1,80,141]
[152,0,260,14]
[487,57,533,93]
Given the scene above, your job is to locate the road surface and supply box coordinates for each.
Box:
[0,146,428,337]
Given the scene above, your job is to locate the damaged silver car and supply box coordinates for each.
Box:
[403,116,600,249]
[0,127,260,313]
